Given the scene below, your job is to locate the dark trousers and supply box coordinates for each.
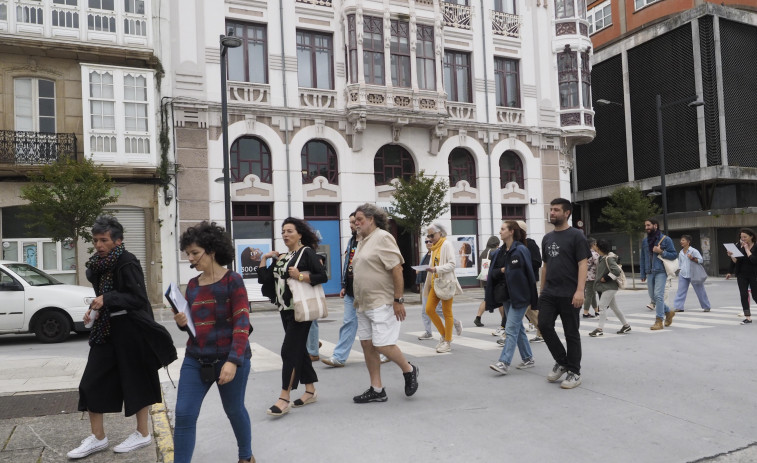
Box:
[279,310,318,390]
[737,275,757,317]
[538,294,582,375]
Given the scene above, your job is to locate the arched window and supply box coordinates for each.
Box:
[448,148,476,187]
[499,150,524,188]
[230,136,272,183]
[374,145,415,185]
[301,140,338,184]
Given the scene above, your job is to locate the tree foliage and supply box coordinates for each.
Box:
[20,156,119,244]
[390,170,449,237]
[599,186,660,288]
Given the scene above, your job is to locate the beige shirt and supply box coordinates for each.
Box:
[352,227,404,311]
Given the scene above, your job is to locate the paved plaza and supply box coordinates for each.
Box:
[1,278,755,462]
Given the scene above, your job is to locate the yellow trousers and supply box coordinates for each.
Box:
[425,286,455,341]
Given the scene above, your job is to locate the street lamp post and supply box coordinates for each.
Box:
[655,94,704,235]
[220,33,242,268]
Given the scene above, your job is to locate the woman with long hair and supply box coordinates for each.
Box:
[174,221,253,463]
[726,228,757,325]
[258,217,328,415]
[487,221,538,375]
[423,222,463,353]
[588,239,631,337]
[672,235,711,313]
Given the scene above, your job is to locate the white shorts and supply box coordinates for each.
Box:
[357,304,401,347]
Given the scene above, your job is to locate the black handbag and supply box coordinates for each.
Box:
[493,279,509,305]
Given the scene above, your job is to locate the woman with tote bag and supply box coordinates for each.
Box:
[423,222,463,353]
[672,235,711,313]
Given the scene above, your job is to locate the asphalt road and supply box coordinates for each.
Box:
[1,278,755,463]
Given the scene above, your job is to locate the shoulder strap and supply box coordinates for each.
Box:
[293,248,305,268]
[658,235,666,246]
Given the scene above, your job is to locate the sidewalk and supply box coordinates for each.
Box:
[1,279,745,463]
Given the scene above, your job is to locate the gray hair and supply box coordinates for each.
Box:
[92,215,124,241]
[355,203,389,231]
[427,222,448,237]
[587,237,597,246]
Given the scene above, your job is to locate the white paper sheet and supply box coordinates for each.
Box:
[165,282,196,337]
[723,243,744,258]
[411,265,431,271]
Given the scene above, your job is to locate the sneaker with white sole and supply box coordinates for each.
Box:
[489,361,509,375]
[617,324,632,334]
[417,331,434,340]
[588,328,603,337]
[492,327,506,337]
[436,341,451,353]
[321,356,345,367]
[529,335,544,343]
[516,358,535,369]
[113,431,152,453]
[526,323,536,332]
[454,319,463,336]
[67,435,109,459]
[560,372,582,389]
[547,363,568,382]
[496,337,505,346]
[379,354,391,363]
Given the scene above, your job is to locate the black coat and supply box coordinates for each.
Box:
[87,251,177,369]
[258,246,328,307]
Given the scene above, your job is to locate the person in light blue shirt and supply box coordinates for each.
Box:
[672,235,711,312]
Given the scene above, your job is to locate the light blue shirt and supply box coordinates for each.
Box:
[678,247,703,279]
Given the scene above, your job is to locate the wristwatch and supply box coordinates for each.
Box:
[298,274,304,281]
[394,297,404,303]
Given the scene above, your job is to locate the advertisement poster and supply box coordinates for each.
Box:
[449,235,477,277]
[235,239,272,279]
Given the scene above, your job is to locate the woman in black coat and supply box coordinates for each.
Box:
[258,217,328,416]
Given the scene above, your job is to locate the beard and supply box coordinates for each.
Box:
[550,216,565,227]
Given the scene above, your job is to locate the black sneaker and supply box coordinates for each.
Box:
[403,363,419,397]
[741,319,752,325]
[617,324,632,334]
[353,387,388,403]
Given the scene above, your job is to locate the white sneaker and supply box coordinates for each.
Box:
[526,323,536,332]
[454,319,463,336]
[417,331,434,340]
[492,327,505,337]
[435,337,445,349]
[436,341,451,353]
[67,435,108,459]
[379,354,391,364]
[113,431,152,453]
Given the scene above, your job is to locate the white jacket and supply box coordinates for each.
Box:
[423,239,463,300]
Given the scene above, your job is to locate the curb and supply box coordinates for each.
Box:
[151,392,173,463]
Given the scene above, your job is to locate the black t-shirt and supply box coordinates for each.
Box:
[541,227,591,297]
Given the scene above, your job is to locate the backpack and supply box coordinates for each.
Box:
[608,252,627,289]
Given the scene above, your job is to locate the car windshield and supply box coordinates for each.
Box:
[5,263,63,286]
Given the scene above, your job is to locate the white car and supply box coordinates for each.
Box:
[0,261,95,343]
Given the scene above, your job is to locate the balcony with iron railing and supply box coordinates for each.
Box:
[0,0,151,48]
[0,131,77,165]
[344,84,447,123]
[491,10,522,38]
[295,0,332,6]
[442,2,471,30]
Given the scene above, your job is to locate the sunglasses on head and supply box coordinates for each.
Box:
[426,233,436,238]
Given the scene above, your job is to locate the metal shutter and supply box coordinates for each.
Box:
[107,207,147,276]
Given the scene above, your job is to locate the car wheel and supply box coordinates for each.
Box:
[34,310,71,343]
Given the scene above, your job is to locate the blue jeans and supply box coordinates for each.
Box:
[174,356,252,463]
[332,295,358,362]
[647,271,671,319]
[306,320,320,356]
[673,277,711,310]
[498,303,532,365]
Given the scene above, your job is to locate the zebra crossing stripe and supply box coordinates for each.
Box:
[317,339,364,363]
[395,340,440,357]
[670,314,741,325]
[621,315,711,329]
[250,342,283,372]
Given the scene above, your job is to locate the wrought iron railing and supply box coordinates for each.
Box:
[295,0,332,5]
[442,2,471,29]
[0,130,77,165]
[492,11,522,38]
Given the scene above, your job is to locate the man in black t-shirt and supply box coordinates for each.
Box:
[538,198,591,390]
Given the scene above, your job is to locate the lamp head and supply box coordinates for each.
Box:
[220,35,242,49]
[688,99,704,108]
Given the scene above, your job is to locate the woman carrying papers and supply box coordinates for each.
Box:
[174,221,254,463]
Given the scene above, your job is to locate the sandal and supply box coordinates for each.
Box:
[292,390,318,408]
[266,397,290,416]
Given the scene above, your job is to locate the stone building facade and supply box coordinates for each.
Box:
[164,0,596,294]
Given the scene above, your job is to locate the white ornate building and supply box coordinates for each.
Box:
[165,0,596,293]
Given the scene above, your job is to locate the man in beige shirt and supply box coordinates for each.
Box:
[351,203,419,403]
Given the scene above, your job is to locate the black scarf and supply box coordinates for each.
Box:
[85,244,125,345]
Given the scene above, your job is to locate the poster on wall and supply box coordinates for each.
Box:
[449,235,477,277]
[235,239,272,279]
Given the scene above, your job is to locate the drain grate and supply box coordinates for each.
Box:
[0,390,80,420]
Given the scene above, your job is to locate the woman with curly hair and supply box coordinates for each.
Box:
[258,217,328,416]
[174,221,254,463]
